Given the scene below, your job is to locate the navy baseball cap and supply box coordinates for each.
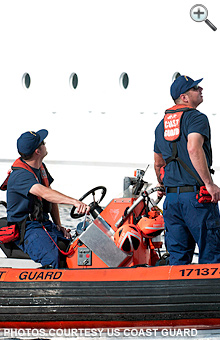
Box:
[17,129,48,155]
[170,75,203,100]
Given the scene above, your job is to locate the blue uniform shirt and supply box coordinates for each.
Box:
[7,160,53,222]
[154,108,212,187]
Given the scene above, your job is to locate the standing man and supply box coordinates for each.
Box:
[6,129,90,268]
[154,75,220,265]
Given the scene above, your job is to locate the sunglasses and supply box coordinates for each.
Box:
[189,85,200,91]
[38,140,45,147]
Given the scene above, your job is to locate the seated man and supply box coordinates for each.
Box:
[6,129,90,268]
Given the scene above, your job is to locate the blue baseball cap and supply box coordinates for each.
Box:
[17,129,48,155]
[170,75,203,100]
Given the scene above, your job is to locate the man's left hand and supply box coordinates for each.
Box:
[57,225,71,239]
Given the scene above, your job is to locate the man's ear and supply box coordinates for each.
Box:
[179,93,189,103]
[35,148,41,155]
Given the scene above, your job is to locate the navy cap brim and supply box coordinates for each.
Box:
[190,78,203,89]
[36,129,48,144]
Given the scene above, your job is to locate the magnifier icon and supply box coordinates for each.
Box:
[190,4,217,31]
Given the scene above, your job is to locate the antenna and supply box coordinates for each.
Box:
[172,72,181,82]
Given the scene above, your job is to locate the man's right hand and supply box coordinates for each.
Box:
[205,183,220,203]
[156,183,166,198]
[74,200,90,214]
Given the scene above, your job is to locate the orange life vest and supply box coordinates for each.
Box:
[160,105,204,187]
[163,104,194,142]
[11,158,49,189]
[0,158,51,223]
[0,158,51,243]
[0,158,49,191]
[163,105,213,202]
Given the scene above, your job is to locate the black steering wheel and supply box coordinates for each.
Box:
[70,186,107,219]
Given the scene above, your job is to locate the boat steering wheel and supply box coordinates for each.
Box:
[70,186,107,219]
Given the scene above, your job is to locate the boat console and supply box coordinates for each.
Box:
[0,169,165,269]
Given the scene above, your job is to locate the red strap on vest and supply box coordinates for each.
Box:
[42,226,74,256]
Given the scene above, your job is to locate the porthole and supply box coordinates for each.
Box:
[119,72,129,89]
[22,73,31,89]
[69,73,78,89]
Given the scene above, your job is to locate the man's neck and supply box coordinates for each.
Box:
[175,98,199,109]
[24,158,42,169]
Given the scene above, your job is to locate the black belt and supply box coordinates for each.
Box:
[167,186,196,193]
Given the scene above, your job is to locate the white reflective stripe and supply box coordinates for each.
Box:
[143,226,164,230]
[118,231,141,251]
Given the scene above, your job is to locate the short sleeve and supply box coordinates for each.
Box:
[154,140,161,153]
[11,169,39,197]
[186,111,209,139]
[154,122,163,153]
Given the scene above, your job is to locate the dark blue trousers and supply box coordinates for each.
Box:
[16,220,68,268]
[163,189,220,265]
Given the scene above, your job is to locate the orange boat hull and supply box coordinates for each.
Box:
[1,264,220,329]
